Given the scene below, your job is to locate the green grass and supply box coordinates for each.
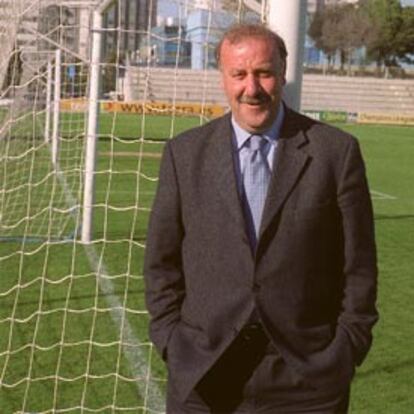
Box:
[0,114,413,412]
[337,124,414,413]
[1,110,204,141]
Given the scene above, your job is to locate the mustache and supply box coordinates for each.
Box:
[238,94,271,105]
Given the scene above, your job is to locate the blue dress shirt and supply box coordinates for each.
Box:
[231,104,285,247]
[231,104,285,194]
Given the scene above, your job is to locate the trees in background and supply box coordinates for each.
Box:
[309,3,369,72]
[308,0,414,74]
[396,5,414,65]
[361,0,404,68]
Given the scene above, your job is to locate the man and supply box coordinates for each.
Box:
[144,24,378,413]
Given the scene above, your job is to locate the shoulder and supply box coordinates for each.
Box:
[164,113,232,164]
[287,108,355,142]
[284,108,359,157]
[169,113,231,147]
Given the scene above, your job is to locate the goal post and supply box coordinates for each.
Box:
[44,56,53,144]
[52,48,62,166]
[81,0,112,244]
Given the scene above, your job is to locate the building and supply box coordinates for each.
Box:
[0,0,98,95]
[102,0,157,61]
[150,18,191,67]
[0,0,97,58]
[0,0,159,98]
[159,0,336,70]
[0,0,157,78]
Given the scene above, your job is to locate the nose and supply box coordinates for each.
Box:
[244,74,261,96]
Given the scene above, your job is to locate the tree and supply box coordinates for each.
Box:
[308,7,338,68]
[395,6,414,64]
[360,0,403,69]
[333,4,370,72]
[308,3,369,71]
[360,1,414,72]
[309,1,414,75]
[308,9,326,53]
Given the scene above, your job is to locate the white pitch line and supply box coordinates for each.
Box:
[53,159,165,412]
[370,190,397,200]
[82,244,165,413]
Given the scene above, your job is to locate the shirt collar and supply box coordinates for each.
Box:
[231,103,285,150]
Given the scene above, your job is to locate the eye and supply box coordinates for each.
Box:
[230,71,245,79]
[257,70,274,78]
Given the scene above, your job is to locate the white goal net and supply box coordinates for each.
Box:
[0,0,265,412]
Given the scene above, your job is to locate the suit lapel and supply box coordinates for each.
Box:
[209,115,247,235]
[259,110,310,237]
[206,110,311,244]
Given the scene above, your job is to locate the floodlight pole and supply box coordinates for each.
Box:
[268,0,307,112]
[81,0,115,244]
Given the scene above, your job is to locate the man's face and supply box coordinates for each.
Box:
[219,36,286,133]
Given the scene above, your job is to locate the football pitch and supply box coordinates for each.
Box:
[0,114,413,413]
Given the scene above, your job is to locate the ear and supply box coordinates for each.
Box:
[280,62,287,85]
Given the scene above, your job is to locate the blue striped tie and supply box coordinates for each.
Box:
[243,134,270,240]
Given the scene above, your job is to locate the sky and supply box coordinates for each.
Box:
[158,0,181,18]
[158,0,414,19]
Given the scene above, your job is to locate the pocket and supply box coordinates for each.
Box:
[293,325,333,354]
[300,324,355,392]
[167,316,208,360]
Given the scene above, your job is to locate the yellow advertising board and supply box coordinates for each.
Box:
[358,112,414,126]
[60,98,88,112]
[101,100,226,118]
[60,99,226,118]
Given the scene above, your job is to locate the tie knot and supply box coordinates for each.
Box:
[248,135,266,152]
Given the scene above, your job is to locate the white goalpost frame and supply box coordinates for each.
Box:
[81,0,116,244]
[44,56,53,143]
[52,48,61,165]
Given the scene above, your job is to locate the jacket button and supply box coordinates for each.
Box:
[240,323,264,341]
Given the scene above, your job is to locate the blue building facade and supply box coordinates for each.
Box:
[151,24,191,67]
[186,9,235,69]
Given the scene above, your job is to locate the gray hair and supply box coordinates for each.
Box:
[215,23,288,70]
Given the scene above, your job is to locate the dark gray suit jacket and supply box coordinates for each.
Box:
[144,108,378,402]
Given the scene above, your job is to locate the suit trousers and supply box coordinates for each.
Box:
[166,324,350,414]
